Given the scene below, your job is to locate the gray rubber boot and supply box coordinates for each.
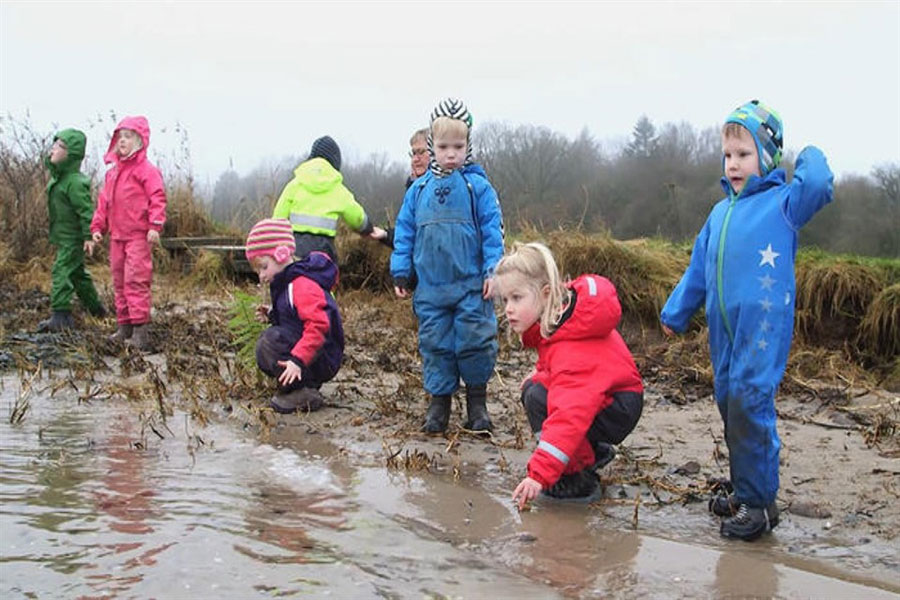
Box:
[127,324,151,351]
[37,311,75,333]
[109,324,134,343]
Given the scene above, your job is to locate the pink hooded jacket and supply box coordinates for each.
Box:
[91,116,166,240]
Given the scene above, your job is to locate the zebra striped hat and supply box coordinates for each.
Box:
[428,98,475,177]
[430,98,474,127]
[245,218,296,264]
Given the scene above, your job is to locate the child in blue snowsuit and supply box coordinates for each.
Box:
[661,100,833,541]
[390,98,504,434]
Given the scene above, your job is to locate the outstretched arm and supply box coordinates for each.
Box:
[783,146,834,229]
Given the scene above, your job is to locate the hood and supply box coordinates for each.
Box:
[719,166,785,199]
[294,157,343,194]
[104,115,151,165]
[274,251,339,293]
[45,128,86,177]
[461,163,488,179]
[523,275,621,347]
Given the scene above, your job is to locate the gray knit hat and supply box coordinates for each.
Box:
[309,135,342,171]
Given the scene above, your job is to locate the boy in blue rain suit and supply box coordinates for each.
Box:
[661,100,833,541]
[391,98,504,434]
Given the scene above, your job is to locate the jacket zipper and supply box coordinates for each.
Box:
[716,193,737,343]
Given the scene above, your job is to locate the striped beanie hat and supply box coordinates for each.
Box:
[428,97,475,177]
[245,218,296,263]
[725,99,784,176]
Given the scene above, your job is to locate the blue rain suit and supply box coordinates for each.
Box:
[660,147,833,508]
[390,164,504,395]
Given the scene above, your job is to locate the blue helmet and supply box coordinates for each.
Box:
[725,100,783,176]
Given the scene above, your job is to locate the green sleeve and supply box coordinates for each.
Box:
[68,174,95,241]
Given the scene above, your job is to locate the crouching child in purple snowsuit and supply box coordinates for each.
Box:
[246,218,345,414]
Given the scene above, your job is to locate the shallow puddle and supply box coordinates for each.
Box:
[1,375,897,598]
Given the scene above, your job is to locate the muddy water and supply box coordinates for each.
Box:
[1,377,897,599]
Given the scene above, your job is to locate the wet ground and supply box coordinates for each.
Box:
[1,369,898,599]
[1,279,898,598]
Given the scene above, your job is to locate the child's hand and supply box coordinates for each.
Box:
[84,240,95,256]
[92,231,103,244]
[256,304,270,323]
[394,286,408,299]
[369,226,387,241]
[512,476,542,511]
[482,277,494,299]
[147,230,160,245]
[661,324,675,337]
[276,360,303,386]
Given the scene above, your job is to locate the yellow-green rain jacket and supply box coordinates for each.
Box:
[273,157,371,240]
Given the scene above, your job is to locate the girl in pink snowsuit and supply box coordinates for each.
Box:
[89,116,166,350]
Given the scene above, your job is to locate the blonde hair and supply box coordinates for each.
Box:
[410,128,429,145]
[722,122,749,139]
[431,116,469,140]
[494,242,568,338]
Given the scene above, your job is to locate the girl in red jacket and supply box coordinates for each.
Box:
[493,243,644,510]
[88,116,166,351]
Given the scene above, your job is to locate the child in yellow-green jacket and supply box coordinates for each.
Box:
[273,135,375,263]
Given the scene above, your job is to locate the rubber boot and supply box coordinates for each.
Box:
[270,388,325,414]
[127,324,151,351]
[37,310,75,333]
[109,324,133,343]
[422,395,451,433]
[463,384,493,432]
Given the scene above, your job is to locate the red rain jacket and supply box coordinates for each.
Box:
[522,274,643,488]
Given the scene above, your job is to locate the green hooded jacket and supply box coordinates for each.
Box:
[45,129,94,244]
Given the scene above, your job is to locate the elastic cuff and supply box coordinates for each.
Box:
[393,276,409,290]
[289,356,305,369]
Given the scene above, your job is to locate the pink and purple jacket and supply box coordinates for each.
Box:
[90,116,166,240]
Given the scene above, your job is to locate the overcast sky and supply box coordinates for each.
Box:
[2,1,898,185]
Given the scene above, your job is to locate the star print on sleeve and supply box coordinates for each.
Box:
[757,338,769,351]
[759,297,773,312]
[758,274,776,291]
[759,243,780,268]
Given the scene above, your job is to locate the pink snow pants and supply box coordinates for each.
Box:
[109,238,153,325]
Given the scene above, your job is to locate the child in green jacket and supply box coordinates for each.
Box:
[38,129,105,332]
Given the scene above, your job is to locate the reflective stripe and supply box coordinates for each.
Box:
[586,276,597,296]
[537,440,569,465]
[288,282,294,309]
[289,213,338,231]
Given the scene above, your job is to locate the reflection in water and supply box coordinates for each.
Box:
[515,506,642,597]
[86,412,171,597]
[714,548,779,599]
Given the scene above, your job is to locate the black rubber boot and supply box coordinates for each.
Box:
[590,441,617,471]
[37,311,75,332]
[720,502,780,541]
[422,395,451,433]
[543,470,599,500]
[463,384,493,432]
